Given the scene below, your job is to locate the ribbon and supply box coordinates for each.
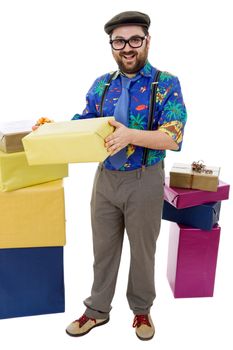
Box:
[35,117,54,126]
[191,160,213,174]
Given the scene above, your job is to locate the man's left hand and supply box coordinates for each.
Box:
[105,119,133,156]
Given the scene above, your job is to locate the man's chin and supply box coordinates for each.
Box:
[118,59,146,75]
[119,63,140,75]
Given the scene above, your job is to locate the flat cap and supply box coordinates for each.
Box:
[104,11,150,35]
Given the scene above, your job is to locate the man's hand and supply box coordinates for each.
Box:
[105,119,133,155]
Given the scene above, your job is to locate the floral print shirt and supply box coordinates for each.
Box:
[72,61,187,171]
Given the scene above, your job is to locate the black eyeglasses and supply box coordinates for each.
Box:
[109,36,147,51]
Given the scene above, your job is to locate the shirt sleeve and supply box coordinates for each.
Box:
[157,75,187,151]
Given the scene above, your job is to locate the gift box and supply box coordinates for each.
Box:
[0,120,34,153]
[22,117,115,165]
[0,180,66,248]
[167,222,221,298]
[0,149,68,192]
[164,177,230,209]
[170,163,220,192]
[162,200,221,231]
[0,246,64,319]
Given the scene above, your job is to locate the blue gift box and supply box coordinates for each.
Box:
[162,200,221,231]
[0,246,65,319]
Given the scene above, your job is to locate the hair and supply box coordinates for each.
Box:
[109,25,149,39]
[142,27,149,36]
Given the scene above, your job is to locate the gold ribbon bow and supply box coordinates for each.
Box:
[191,160,213,174]
[35,117,54,126]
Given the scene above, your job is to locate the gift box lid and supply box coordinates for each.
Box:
[0,120,35,153]
[164,177,230,208]
[24,117,114,138]
[170,163,220,177]
[0,120,34,135]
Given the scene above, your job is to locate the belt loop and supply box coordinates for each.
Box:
[137,167,142,179]
[99,162,104,171]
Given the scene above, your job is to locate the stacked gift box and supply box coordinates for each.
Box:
[162,162,230,298]
[0,120,68,319]
[0,117,116,319]
[22,117,115,165]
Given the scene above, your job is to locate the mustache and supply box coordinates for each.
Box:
[119,50,137,57]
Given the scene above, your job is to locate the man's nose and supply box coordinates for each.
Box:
[124,41,133,50]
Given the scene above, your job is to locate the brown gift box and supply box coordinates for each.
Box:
[169,163,220,192]
[0,120,34,153]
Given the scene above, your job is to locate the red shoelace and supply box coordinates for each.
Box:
[74,314,96,328]
[133,314,151,328]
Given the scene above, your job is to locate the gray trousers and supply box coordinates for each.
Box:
[84,161,165,319]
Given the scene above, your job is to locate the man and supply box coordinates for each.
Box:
[66,11,187,341]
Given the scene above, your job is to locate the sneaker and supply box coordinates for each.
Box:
[66,314,109,337]
[132,314,155,341]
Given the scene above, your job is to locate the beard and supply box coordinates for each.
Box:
[113,47,149,74]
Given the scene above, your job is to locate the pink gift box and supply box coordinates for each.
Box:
[167,223,221,298]
[164,177,230,209]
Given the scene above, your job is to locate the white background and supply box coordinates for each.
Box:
[0,0,232,349]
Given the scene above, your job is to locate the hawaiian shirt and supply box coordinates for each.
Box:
[72,61,187,171]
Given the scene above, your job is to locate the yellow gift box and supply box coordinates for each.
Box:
[0,120,35,153]
[0,180,66,248]
[170,163,220,192]
[22,117,115,165]
[0,149,68,192]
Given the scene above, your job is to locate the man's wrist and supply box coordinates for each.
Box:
[128,128,139,145]
[129,128,137,145]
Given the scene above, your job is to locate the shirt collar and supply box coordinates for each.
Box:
[112,61,153,80]
[139,61,153,77]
